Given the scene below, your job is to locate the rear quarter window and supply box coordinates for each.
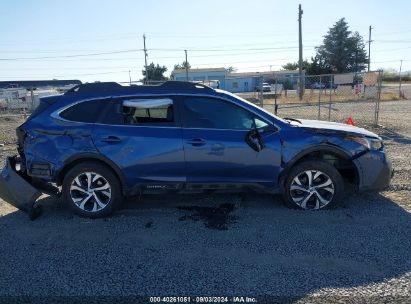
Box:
[60,99,121,124]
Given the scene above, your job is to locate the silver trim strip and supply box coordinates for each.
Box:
[50,93,282,131]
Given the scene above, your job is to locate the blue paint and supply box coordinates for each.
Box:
[15,82,392,194]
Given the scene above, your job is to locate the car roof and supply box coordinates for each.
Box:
[64,81,217,98]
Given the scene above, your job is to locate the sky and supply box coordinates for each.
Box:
[1,0,411,83]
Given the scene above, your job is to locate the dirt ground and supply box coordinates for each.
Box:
[0,101,410,302]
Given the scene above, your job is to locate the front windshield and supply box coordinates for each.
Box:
[216,89,288,124]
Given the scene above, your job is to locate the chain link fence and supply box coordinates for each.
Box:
[233,70,397,127]
[0,71,406,128]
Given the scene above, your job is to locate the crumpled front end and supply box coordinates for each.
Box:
[0,156,42,219]
[353,149,393,191]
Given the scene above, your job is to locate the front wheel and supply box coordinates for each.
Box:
[282,160,344,210]
[62,161,122,218]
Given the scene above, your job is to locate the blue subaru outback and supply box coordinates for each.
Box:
[0,81,392,219]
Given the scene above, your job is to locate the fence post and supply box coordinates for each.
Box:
[259,76,264,108]
[318,75,322,119]
[374,70,382,126]
[399,60,403,99]
[274,77,278,115]
[328,75,333,121]
[30,88,35,111]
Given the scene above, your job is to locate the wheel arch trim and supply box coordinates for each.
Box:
[279,144,361,190]
[57,153,127,195]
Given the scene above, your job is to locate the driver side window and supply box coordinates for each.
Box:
[182,97,267,130]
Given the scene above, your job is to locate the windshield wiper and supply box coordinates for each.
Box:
[283,117,302,124]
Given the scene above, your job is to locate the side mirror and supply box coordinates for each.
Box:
[245,129,264,152]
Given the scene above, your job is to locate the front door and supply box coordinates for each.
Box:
[179,96,282,188]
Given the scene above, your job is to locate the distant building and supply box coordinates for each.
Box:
[171,68,302,92]
[171,68,227,89]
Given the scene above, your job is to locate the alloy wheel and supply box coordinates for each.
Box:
[289,170,335,210]
[69,172,112,212]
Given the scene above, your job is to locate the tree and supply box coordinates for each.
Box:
[142,62,168,82]
[282,60,310,71]
[174,61,191,70]
[226,66,237,73]
[282,62,298,71]
[316,18,367,73]
[305,56,328,75]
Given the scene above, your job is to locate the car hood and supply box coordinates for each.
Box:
[296,119,380,138]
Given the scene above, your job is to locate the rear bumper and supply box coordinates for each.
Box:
[354,150,393,191]
[0,156,42,216]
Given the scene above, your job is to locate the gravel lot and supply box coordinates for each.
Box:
[0,101,410,303]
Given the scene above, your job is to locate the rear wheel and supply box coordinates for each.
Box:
[62,162,122,218]
[282,160,343,210]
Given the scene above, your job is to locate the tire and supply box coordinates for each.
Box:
[62,161,122,218]
[282,160,344,210]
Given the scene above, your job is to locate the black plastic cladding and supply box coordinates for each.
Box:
[64,81,215,95]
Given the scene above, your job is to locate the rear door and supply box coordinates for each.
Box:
[91,96,185,190]
[178,96,282,188]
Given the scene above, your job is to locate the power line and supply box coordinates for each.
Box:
[0,57,298,72]
[148,46,310,52]
[0,66,136,71]
[0,70,131,79]
[373,46,411,53]
[0,49,141,61]
[373,39,411,43]
[0,48,311,62]
[372,59,410,63]
[0,30,328,47]
[192,58,295,66]
[0,40,321,54]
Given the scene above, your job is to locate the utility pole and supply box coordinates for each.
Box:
[129,70,132,85]
[298,4,303,100]
[368,26,373,72]
[184,49,189,81]
[399,59,403,98]
[143,34,149,84]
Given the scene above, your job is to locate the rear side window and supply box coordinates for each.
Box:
[122,98,174,125]
[61,100,103,123]
[60,99,118,123]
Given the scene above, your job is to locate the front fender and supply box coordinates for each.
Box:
[278,128,365,189]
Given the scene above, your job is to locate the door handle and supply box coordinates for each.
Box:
[186,138,206,146]
[101,136,121,143]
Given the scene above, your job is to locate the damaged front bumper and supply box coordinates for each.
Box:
[0,156,43,219]
[354,149,393,191]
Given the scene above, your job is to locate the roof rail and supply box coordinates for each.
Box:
[64,80,215,95]
[65,82,123,94]
[160,81,214,92]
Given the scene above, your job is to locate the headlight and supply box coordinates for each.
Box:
[346,135,383,150]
